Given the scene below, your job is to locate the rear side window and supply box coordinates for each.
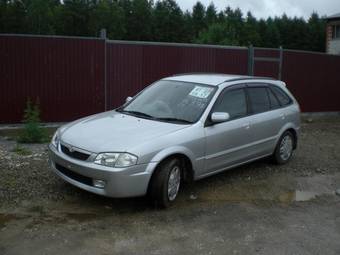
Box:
[247,87,270,114]
[270,86,292,106]
[213,89,247,120]
[267,88,281,109]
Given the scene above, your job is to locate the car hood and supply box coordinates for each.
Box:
[60,111,190,153]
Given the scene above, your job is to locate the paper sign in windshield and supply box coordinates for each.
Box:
[189,86,213,99]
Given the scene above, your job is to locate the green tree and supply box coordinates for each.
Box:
[192,1,206,38]
[307,12,326,52]
[152,0,184,42]
[0,1,328,52]
[181,10,194,42]
[120,0,153,41]
[275,14,290,47]
[54,0,93,36]
[263,17,281,48]
[1,0,27,33]
[224,7,243,44]
[241,11,261,46]
[26,0,56,34]
[257,19,267,46]
[290,17,309,50]
[0,0,6,32]
[90,0,125,39]
[205,2,217,25]
[195,22,239,45]
[19,99,47,143]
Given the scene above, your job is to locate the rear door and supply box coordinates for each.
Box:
[245,84,285,157]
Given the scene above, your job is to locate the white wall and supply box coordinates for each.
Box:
[328,39,340,55]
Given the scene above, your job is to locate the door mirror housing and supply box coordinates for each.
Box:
[211,112,230,123]
[125,96,133,103]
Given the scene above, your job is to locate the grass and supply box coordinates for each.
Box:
[11,144,32,156]
[0,127,56,143]
[18,99,49,144]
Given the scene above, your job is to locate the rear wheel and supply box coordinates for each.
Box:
[149,158,182,208]
[273,131,294,164]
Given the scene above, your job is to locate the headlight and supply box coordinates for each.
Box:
[94,153,138,168]
[51,131,59,148]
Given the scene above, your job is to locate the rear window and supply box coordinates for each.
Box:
[247,87,270,114]
[270,86,292,106]
[267,88,281,109]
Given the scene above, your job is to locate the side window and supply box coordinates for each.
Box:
[267,88,281,109]
[247,87,270,114]
[213,88,247,120]
[270,86,292,106]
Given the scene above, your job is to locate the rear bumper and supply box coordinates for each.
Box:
[48,144,155,198]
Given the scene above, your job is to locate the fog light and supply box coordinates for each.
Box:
[93,179,106,189]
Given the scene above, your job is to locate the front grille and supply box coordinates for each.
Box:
[60,144,90,161]
[55,163,92,186]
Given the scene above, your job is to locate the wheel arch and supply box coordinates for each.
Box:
[277,123,299,150]
[285,128,298,149]
[146,148,196,195]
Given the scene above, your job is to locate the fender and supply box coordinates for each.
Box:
[147,145,201,175]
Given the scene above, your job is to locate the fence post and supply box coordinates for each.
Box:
[278,46,283,80]
[100,29,108,111]
[248,45,254,76]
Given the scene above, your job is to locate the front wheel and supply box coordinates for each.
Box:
[148,158,182,208]
[273,131,294,164]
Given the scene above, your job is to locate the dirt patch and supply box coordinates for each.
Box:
[0,214,17,228]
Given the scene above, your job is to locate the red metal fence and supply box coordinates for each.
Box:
[1,34,340,123]
[0,35,105,123]
[106,42,248,109]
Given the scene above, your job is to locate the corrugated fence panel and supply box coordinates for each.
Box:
[106,43,144,109]
[106,42,248,108]
[0,35,105,123]
[254,49,280,58]
[254,48,280,79]
[215,48,248,74]
[282,51,340,112]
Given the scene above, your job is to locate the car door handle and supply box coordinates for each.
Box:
[242,122,250,129]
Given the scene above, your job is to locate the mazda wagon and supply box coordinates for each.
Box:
[49,74,300,207]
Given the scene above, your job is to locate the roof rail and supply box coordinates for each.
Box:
[170,72,230,77]
[223,76,276,83]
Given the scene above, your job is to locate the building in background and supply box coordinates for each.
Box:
[325,13,340,55]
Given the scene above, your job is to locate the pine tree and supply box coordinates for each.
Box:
[152,0,184,42]
[192,1,206,38]
[90,0,125,39]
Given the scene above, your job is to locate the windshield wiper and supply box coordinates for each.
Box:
[155,117,193,124]
[117,109,192,124]
[117,109,154,119]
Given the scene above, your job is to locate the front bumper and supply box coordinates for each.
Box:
[48,144,155,198]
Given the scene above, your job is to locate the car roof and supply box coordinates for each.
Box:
[163,73,275,86]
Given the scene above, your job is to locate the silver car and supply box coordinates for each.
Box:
[49,74,300,207]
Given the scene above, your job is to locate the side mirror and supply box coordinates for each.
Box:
[125,96,133,103]
[211,112,230,123]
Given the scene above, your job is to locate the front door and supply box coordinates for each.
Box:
[203,87,253,176]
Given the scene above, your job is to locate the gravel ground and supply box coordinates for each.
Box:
[0,118,340,255]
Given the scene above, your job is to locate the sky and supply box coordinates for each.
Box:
[176,0,340,19]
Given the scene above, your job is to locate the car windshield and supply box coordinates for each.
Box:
[117,80,216,124]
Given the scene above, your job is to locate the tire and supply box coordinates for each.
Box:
[149,158,182,208]
[273,131,294,164]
